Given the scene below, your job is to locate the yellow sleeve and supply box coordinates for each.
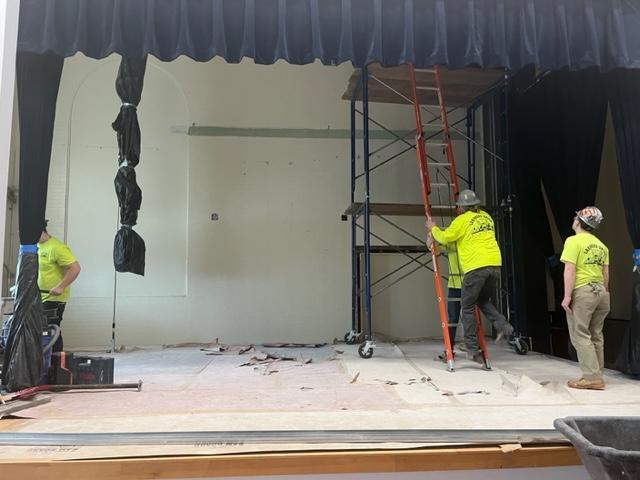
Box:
[560,237,579,265]
[432,217,465,245]
[604,246,610,266]
[54,243,77,267]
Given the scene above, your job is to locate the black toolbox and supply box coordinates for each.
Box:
[50,353,114,385]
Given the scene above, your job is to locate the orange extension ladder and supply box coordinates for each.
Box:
[407,64,491,372]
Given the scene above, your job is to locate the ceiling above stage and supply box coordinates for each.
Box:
[342,65,505,107]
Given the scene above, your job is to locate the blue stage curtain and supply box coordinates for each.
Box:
[608,69,640,376]
[17,0,640,70]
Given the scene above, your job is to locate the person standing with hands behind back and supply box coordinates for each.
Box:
[560,207,610,391]
[38,221,81,352]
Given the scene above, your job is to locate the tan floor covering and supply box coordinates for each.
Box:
[0,340,638,460]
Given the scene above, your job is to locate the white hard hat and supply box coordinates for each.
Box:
[576,206,603,229]
[456,189,481,207]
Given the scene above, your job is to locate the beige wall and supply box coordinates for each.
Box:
[18,55,474,348]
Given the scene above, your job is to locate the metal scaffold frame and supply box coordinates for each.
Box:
[342,65,527,360]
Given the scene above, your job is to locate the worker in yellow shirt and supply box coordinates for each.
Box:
[445,246,464,349]
[38,221,81,352]
[560,207,609,391]
[428,238,464,360]
[427,190,513,364]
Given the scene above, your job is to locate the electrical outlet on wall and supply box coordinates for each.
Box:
[211,213,219,221]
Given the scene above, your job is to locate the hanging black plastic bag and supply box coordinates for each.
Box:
[1,248,44,391]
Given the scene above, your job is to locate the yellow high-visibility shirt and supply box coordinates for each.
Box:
[560,232,609,289]
[431,209,502,273]
[437,244,463,289]
[38,237,77,303]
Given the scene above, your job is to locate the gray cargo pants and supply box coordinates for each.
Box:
[461,266,509,354]
[567,283,610,381]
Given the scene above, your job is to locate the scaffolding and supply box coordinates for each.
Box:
[341,64,527,360]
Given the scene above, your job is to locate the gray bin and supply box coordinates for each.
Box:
[554,416,640,480]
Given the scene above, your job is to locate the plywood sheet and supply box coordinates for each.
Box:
[343,65,504,106]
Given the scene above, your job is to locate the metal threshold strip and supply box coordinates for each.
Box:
[0,429,563,446]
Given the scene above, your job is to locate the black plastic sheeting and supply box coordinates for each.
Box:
[1,251,45,391]
[16,0,640,71]
[112,57,147,276]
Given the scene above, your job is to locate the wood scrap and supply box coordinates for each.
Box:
[163,338,220,349]
[261,343,326,348]
[442,390,490,396]
[238,351,311,368]
[375,379,399,386]
[114,345,146,353]
[0,396,50,419]
[499,443,523,453]
[350,372,360,384]
[201,345,228,355]
[407,377,438,390]
[238,345,254,355]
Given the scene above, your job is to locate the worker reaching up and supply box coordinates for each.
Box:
[427,189,513,364]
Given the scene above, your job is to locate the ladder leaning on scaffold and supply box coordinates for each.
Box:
[407,64,491,372]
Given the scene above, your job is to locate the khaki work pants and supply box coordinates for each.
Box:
[567,283,610,381]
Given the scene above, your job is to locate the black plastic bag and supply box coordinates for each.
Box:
[111,56,147,275]
[114,166,142,226]
[113,227,146,276]
[1,251,45,391]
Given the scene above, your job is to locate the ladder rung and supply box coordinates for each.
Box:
[425,142,448,147]
[427,163,452,168]
[431,183,451,187]
[431,205,455,209]
[446,298,461,302]
[447,323,459,327]
[414,68,436,73]
[416,86,439,91]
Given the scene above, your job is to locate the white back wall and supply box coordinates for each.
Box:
[23,55,477,348]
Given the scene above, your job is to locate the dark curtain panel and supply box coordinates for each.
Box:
[534,70,608,345]
[608,69,640,375]
[17,0,640,70]
[538,71,608,239]
[2,52,63,391]
[508,69,609,354]
[16,52,63,245]
[112,56,147,275]
[508,67,556,352]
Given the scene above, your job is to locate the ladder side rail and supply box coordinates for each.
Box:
[434,65,461,204]
[408,64,455,369]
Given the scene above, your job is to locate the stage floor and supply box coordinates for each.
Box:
[0,340,638,461]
